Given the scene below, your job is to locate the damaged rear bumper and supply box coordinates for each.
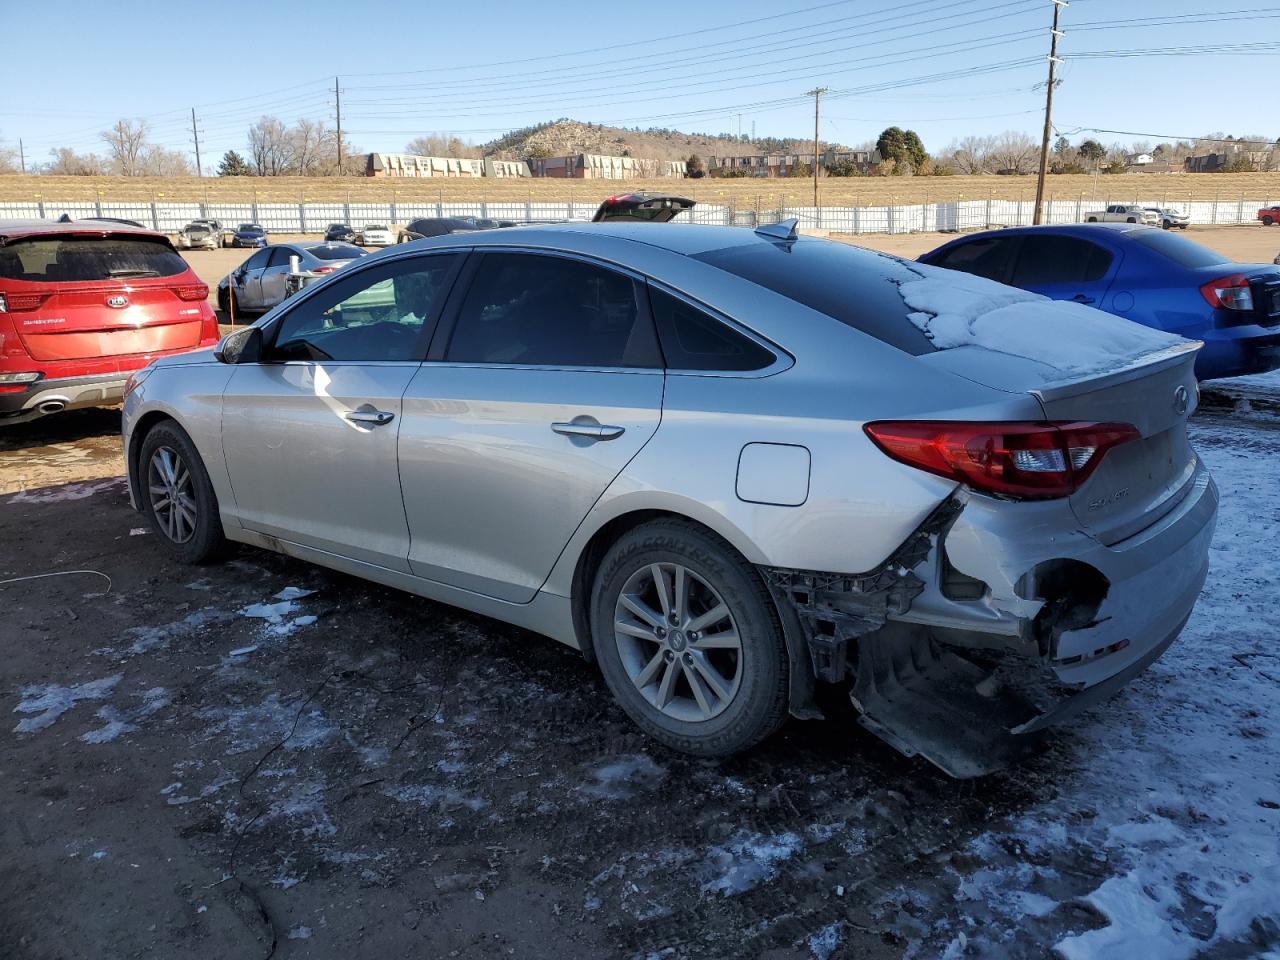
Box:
[766,458,1218,776]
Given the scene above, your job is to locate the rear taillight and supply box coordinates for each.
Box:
[0,292,45,312]
[864,421,1140,500]
[1200,274,1254,311]
[175,283,209,301]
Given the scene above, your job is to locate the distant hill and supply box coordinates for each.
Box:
[481,119,847,162]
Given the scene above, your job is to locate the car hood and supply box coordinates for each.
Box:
[149,344,220,369]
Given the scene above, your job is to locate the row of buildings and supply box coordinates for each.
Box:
[363,149,884,180]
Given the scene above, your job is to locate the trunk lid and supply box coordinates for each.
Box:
[1030,344,1201,544]
[591,193,695,223]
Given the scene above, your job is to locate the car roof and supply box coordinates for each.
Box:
[457,221,766,256]
[0,219,166,242]
[937,222,1158,243]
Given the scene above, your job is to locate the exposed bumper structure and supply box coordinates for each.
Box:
[0,373,128,424]
[767,459,1218,776]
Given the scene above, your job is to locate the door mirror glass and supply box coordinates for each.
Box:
[214,325,263,365]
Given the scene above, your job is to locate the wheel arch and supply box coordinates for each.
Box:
[127,410,181,508]
[565,506,818,719]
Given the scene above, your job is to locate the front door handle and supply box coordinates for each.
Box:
[552,421,625,441]
[345,409,395,426]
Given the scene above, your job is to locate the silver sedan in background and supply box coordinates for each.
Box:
[124,223,1216,777]
[216,241,367,315]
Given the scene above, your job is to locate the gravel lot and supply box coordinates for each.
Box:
[1,230,1278,960]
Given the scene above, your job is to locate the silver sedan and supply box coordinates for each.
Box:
[122,222,1217,776]
[216,241,367,315]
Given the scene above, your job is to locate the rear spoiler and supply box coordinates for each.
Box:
[1030,340,1202,404]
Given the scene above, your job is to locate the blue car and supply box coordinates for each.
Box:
[231,223,268,248]
[920,224,1280,380]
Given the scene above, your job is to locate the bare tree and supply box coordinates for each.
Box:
[140,145,193,176]
[988,131,1038,174]
[45,146,104,175]
[101,119,149,176]
[942,134,996,174]
[247,116,294,176]
[404,134,481,159]
[291,118,329,175]
[0,141,18,174]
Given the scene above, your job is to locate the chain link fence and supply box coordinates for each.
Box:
[2,194,1276,236]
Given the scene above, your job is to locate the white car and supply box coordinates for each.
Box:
[358,224,394,247]
[1084,204,1161,226]
[1144,207,1191,230]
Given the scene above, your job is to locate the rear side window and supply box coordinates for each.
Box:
[1010,235,1113,286]
[445,253,660,368]
[694,240,937,355]
[649,287,776,371]
[267,247,293,267]
[1127,229,1228,268]
[928,236,1018,283]
[0,236,187,282]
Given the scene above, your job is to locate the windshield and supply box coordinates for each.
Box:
[364,225,387,231]
[0,235,187,282]
[308,243,365,260]
[1128,229,1228,268]
[237,224,263,233]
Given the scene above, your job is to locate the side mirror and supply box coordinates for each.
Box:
[214,325,263,365]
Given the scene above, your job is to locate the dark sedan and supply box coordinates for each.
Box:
[324,223,356,242]
[920,224,1280,380]
[231,223,268,248]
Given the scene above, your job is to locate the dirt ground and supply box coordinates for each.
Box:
[4,171,1279,206]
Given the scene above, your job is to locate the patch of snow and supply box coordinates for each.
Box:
[385,783,488,812]
[7,477,124,504]
[129,527,149,536]
[807,921,843,960]
[118,607,231,657]
[896,265,1184,380]
[228,646,258,658]
[906,421,1280,958]
[579,754,667,799]
[80,687,169,743]
[241,600,299,621]
[274,587,316,601]
[13,675,121,733]
[701,830,804,896]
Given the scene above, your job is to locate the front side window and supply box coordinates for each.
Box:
[269,254,459,363]
[445,253,659,368]
[242,248,271,271]
[267,247,294,268]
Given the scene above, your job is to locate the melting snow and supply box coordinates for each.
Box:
[579,755,667,799]
[701,830,804,896]
[896,265,1184,380]
[80,687,169,743]
[7,477,124,505]
[13,675,121,733]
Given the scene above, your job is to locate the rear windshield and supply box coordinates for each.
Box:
[692,240,937,355]
[1128,229,1227,268]
[0,236,187,282]
[309,243,364,260]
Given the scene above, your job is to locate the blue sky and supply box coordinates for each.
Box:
[2,0,1277,166]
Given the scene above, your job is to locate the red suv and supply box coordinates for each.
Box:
[0,221,218,424]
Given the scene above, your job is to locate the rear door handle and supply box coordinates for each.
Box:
[345,409,395,426]
[552,421,625,441]
[1071,294,1096,304]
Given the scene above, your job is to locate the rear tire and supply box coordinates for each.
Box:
[1127,217,1137,223]
[1087,216,1098,222]
[590,519,788,757]
[138,421,227,564]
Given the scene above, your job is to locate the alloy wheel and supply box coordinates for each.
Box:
[613,562,743,722]
[147,446,197,544]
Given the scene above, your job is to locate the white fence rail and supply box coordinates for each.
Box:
[3,197,1276,235]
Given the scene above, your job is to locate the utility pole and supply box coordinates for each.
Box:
[334,76,344,176]
[190,108,202,178]
[807,87,828,210]
[1033,0,1066,225]
[18,138,25,175]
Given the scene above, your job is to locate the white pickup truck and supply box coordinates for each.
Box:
[1083,204,1161,225]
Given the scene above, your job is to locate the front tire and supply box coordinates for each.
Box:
[139,422,226,564]
[1087,216,1098,222]
[590,519,788,757]
[1264,216,1275,226]
[1127,217,1137,223]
